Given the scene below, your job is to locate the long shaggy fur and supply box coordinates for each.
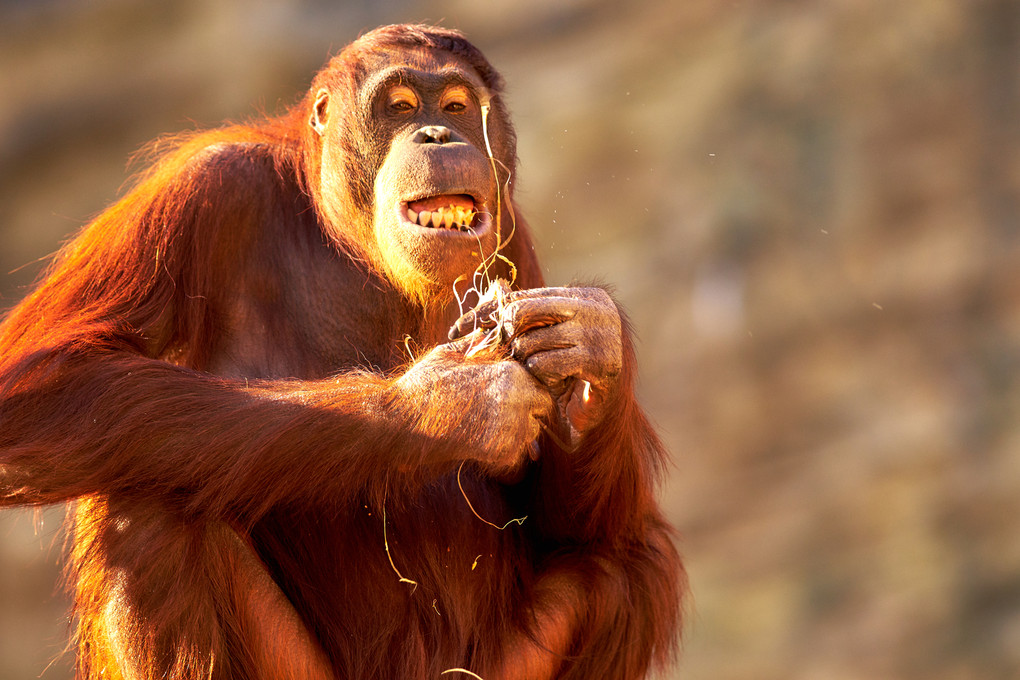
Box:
[0,24,684,680]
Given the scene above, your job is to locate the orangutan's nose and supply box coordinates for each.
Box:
[413,126,452,145]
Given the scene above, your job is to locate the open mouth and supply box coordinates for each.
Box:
[403,194,486,233]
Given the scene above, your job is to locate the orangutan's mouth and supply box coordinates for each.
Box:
[403,194,486,233]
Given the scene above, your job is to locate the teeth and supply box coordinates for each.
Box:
[406,204,477,230]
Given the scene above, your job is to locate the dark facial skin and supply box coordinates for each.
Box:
[312,49,502,303]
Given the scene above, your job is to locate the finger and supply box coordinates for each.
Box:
[501,297,577,340]
[510,323,581,362]
[523,346,587,391]
[449,301,500,340]
[451,287,608,340]
[443,328,487,355]
[506,286,614,305]
[506,286,576,302]
[449,313,475,340]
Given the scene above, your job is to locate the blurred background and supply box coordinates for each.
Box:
[1,0,1018,678]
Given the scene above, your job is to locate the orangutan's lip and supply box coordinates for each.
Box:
[398,195,491,237]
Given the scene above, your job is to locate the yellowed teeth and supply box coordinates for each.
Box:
[406,205,476,231]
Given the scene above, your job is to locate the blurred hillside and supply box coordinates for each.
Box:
[1,0,1018,679]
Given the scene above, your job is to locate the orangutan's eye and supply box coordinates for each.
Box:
[387,86,418,113]
[441,87,471,114]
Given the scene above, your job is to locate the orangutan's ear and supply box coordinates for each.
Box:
[310,88,330,136]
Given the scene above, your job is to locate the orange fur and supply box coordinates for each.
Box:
[0,24,683,679]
